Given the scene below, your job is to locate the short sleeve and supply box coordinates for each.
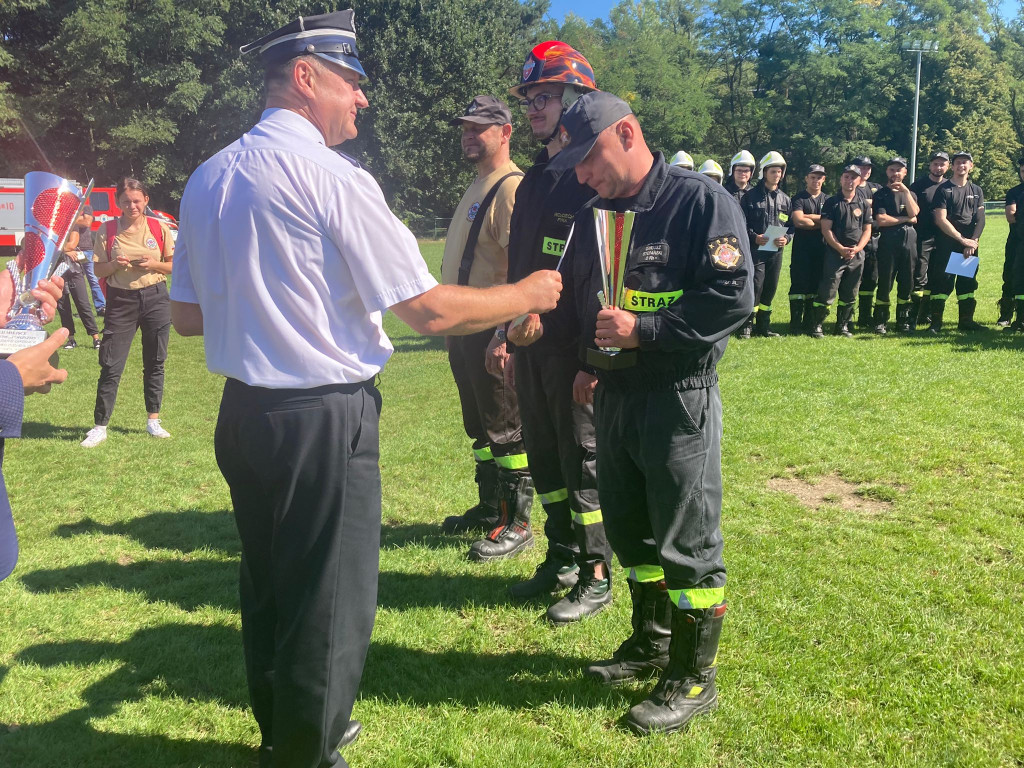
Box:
[487,177,520,251]
[933,187,950,212]
[92,229,109,263]
[169,228,198,303]
[159,222,175,261]
[821,199,835,221]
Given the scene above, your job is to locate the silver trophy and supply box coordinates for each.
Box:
[587,207,637,370]
[0,172,93,356]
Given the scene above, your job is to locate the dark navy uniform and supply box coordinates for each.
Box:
[872,185,918,327]
[550,155,752,611]
[741,182,791,334]
[909,174,945,320]
[855,180,883,326]
[926,179,985,329]
[1003,181,1024,327]
[723,178,751,207]
[813,192,872,334]
[505,148,611,588]
[788,189,826,327]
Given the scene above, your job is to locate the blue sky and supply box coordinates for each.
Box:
[543,0,1020,24]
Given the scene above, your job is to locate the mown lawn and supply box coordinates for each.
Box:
[0,220,1022,767]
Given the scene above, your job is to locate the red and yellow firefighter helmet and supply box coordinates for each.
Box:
[509,41,597,98]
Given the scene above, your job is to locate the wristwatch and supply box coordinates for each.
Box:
[495,327,507,342]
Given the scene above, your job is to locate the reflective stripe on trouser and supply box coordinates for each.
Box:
[516,348,611,567]
[595,383,726,599]
[473,446,493,462]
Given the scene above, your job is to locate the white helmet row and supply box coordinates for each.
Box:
[699,159,724,182]
[669,150,694,170]
[729,150,756,176]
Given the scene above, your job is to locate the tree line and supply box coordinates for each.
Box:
[2,0,1022,226]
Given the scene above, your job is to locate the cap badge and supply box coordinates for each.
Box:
[558,126,571,146]
[523,57,536,81]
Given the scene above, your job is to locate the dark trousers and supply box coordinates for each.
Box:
[515,349,610,569]
[94,283,170,425]
[56,269,99,338]
[594,383,725,603]
[1011,238,1024,297]
[447,329,524,462]
[927,238,979,300]
[816,249,865,306]
[215,378,382,768]
[858,237,879,300]
[1001,237,1019,300]
[789,243,825,297]
[752,250,783,310]
[916,235,935,294]
[876,227,918,304]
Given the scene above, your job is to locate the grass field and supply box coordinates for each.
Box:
[1,221,1022,767]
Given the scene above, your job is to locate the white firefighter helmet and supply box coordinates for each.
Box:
[699,159,724,182]
[729,150,756,176]
[758,150,787,180]
[669,150,695,170]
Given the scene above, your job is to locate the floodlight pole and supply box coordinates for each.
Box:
[903,39,938,183]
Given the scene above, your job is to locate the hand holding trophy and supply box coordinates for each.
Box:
[587,207,638,370]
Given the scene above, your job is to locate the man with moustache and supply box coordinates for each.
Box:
[480,41,614,624]
[872,157,920,334]
[441,96,531,561]
[910,151,950,325]
[788,164,828,333]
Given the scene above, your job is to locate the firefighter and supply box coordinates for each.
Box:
[514,90,752,736]
[493,40,614,624]
[669,151,695,170]
[927,151,986,333]
[724,150,756,205]
[851,156,883,329]
[788,164,827,333]
[740,151,791,337]
[699,159,724,183]
[810,165,873,338]
[909,151,950,326]
[872,157,920,334]
[1001,157,1024,329]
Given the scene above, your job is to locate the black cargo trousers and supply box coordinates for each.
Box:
[593,378,726,608]
[515,347,611,571]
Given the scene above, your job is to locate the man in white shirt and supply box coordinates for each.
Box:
[170,11,561,768]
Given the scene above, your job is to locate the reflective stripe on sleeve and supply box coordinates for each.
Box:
[623,288,684,313]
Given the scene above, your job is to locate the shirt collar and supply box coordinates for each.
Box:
[260,108,327,146]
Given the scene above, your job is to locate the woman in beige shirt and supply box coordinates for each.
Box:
[81,178,174,448]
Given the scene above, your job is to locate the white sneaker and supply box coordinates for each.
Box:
[81,426,107,448]
[147,419,171,439]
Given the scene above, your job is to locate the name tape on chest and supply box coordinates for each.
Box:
[636,241,669,265]
[707,236,743,271]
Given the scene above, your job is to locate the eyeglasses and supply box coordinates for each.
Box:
[519,93,560,112]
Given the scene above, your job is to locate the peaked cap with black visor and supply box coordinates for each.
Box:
[240,9,366,79]
[510,41,596,143]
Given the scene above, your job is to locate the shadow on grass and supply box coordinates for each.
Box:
[842,327,1024,351]
[54,509,240,556]
[20,422,135,441]
[378,570,530,611]
[4,623,255,768]
[380,522,464,551]
[389,334,447,353]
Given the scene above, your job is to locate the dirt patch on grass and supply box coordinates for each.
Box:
[768,474,895,514]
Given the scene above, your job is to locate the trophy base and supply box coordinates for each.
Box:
[0,328,47,357]
[586,346,637,370]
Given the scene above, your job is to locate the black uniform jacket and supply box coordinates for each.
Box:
[822,193,872,248]
[790,190,826,254]
[872,186,918,240]
[910,175,945,241]
[933,180,985,240]
[723,178,751,207]
[741,182,792,255]
[1003,182,1024,246]
[507,147,597,357]
[546,154,754,392]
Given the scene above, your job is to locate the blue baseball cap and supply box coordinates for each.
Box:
[240,9,366,79]
[548,91,633,173]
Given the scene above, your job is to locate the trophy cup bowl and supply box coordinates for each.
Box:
[586,207,638,371]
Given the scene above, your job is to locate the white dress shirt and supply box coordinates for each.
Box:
[171,108,437,387]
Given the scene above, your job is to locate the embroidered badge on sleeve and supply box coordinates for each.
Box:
[708,236,743,271]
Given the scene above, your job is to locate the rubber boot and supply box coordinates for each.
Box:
[997,298,1014,327]
[585,580,672,683]
[1010,299,1024,331]
[927,298,945,335]
[834,304,855,337]
[789,298,804,333]
[802,297,816,336]
[508,552,579,600]
[625,601,727,735]
[810,304,828,339]
[468,470,534,561]
[442,460,499,534]
[753,309,779,337]
[857,294,873,329]
[736,313,753,339]
[916,293,932,327]
[546,567,612,626]
[957,298,985,331]
[896,304,912,333]
[872,304,890,335]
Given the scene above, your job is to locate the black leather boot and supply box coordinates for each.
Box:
[802,297,816,335]
[857,294,873,329]
[872,304,890,335]
[468,471,534,561]
[834,304,855,337]
[997,298,1014,327]
[508,552,579,600]
[789,298,804,333]
[442,460,499,534]
[585,580,672,684]
[927,298,945,334]
[810,304,828,339]
[625,602,727,735]
[546,568,612,625]
[753,309,779,337]
[957,298,985,331]
[896,303,912,333]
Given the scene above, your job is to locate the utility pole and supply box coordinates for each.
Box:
[902,39,940,184]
